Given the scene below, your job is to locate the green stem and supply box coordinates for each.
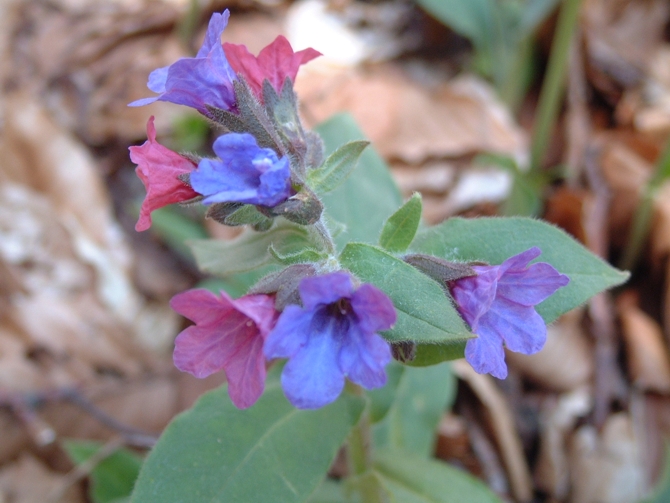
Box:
[530,0,582,172]
[313,218,337,256]
[347,412,371,476]
[345,384,384,502]
[620,139,670,271]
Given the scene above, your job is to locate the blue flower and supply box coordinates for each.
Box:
[129,11,237,114]
[190,133,291,207]
[450,247,570,379]
[264,272,396,409]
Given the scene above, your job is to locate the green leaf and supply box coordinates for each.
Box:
[379,193,423,253]
[411,217,630,323]
[519,0,560,34]
[148,206,208,259]
[374,449,503,503]
[170,113,210,152]
[409,342,466,367]
[269,244,328,266]
[367,362,405,423]
[306,479,349,503]
[316,114,402,249]
[195,266,278,298]
[416,0,493,47]
[308,140,370,194]
[224,205,273,227]
[63,440,143,503]
[373,363,455,457]
[189,221,319,276]
[131,383,365,503]
[339,243,472,343]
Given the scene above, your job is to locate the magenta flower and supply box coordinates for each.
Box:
[129,11,237,114]
[129,116,199,231]
[450,247,570,379]
[264,272,396,409]
[170,289,278,409]
[224,35,321,99]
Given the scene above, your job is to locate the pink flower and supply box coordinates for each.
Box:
[129,116,199,231]
[223,35,321,99]
[170,289,279,409]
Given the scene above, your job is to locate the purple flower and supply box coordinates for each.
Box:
[170,289,278,409]
[450,247,569,379]
[264,272,396,409]
[190,133,292,207]
[129,11,237,114]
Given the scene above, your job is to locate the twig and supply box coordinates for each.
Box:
[62,389,159,448]
[0,386,159,449]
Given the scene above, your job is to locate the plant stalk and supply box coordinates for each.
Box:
[346,384,384,502]
[530,0,582,172]
[620,139,670,271]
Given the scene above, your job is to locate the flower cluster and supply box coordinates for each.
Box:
[130,10,571,410]
[172,272,395,409]
[129,9,321,232]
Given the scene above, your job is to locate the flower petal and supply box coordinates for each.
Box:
[224,35,321,98]
[129,117,198,231]
[350,283,396,333]
[299,272,353,310]
[197,11,230,58]
[496,262,569,306]
[169,288,231,324]
[264,305,311,359]
[464,328,508,379]
[498,246,541,274]
[339,324,391,390]
[451,267,499,330]
[170,289,276,409]
[191,133,291,207]
[129,10,236,113]
[172,308,249,379]
[483,297,547,354]
[280,322,344,409]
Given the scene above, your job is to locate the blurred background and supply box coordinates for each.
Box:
[1,0,670,501]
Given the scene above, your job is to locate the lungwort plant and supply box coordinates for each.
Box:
[125,10,628,503]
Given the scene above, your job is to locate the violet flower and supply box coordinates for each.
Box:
[129,116,198,231]
[171,289,278,409]
[224,35,321,99]
[190,133,291,207]
[450,247,570,379]
[264,272,396,409]
[129,11,237,114]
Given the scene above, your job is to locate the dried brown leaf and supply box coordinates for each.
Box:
[296,65,527,164]
[568,413,645,503]
[453,360,533,502]
[0,454,85,503]
[506,310,593,392]
[535,388,592,499]
[618,290,670,393]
